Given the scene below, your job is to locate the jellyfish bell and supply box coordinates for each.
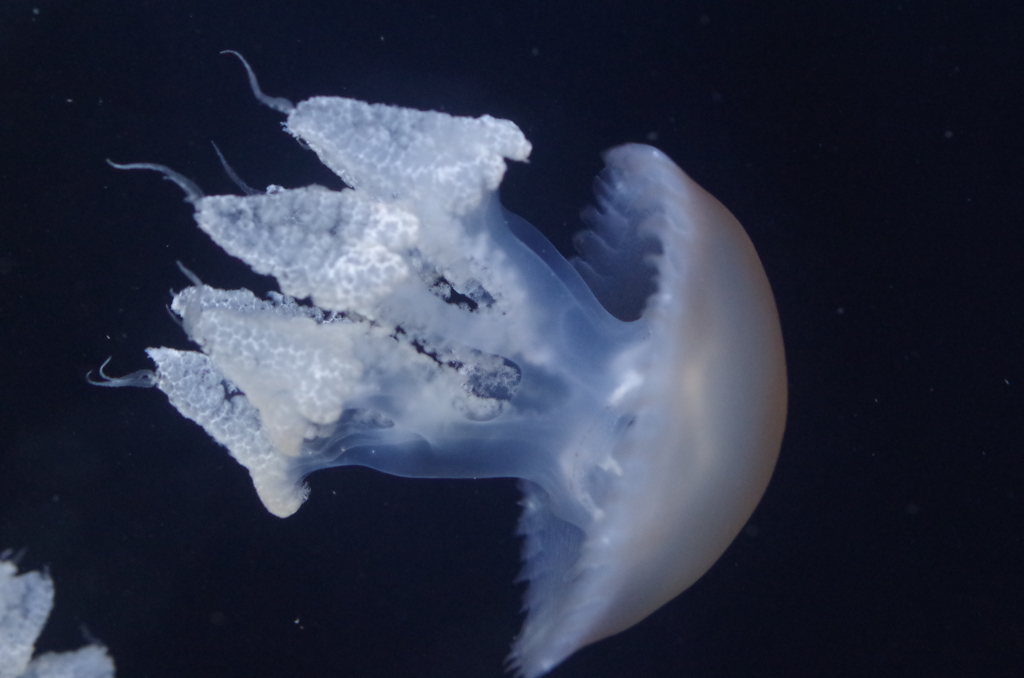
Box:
[98,54,786,678]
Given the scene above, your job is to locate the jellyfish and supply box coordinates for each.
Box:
[0,556,116,678]
[95,55,787,677]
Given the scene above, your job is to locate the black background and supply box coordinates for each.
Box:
[1,1,1022,677]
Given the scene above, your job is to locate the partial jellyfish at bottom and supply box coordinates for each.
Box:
[95,56,787,678]
[0,554,115,678]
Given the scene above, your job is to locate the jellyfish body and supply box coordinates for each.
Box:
[106,93,786,677]
[0,559,116,678]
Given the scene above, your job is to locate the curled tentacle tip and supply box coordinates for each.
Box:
[210,141,258,196]
[105,160,204,204]
[87,357,158,389]
[175,260,204,286]
[220,49,295,115]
